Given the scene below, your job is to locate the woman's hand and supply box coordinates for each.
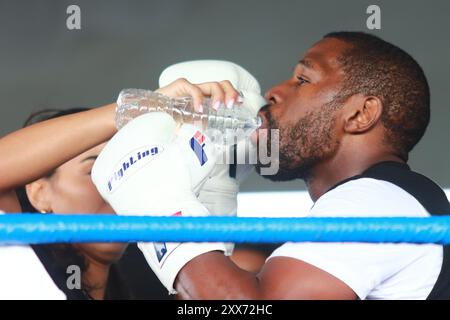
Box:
[156,78,243,112]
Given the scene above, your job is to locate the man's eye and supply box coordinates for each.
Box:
[296,76,308,86]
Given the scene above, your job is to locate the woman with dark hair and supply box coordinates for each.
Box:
[16,108,169,300]
[0,79,239,298]
[0,102,118,298]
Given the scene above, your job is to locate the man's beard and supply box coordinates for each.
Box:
[255,101,340,182]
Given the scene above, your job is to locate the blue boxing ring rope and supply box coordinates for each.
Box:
[1,214,450,245]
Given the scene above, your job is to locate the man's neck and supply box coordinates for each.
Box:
[305,153,404,202]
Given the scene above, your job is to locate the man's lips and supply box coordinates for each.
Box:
[250,110,269,145]
[258,111,269,130]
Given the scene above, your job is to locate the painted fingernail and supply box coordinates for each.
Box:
[213,100,221,110]
[198,104,204,113]
[226,99,234,109]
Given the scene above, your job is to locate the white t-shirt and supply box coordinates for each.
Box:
[0,245,66,300]
[269,178,443,300]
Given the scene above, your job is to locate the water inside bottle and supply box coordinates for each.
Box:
[173,97,262,145]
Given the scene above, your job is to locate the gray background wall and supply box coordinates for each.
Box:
[0,0,448,191]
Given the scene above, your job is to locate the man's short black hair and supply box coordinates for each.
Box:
[324,31,430,160]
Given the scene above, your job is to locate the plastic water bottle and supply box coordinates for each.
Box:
[115,89,262,145]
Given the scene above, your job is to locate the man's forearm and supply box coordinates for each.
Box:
[0,103,117,191]
[175,251,263,300]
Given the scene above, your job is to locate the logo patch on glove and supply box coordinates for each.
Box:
[107,145,163,193]
[153,211,182,264]
[190,131,208,166]
[153,242,168,262]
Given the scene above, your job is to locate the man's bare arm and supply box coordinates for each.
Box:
[176,252,357,300]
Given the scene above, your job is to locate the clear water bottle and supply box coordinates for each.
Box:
[115,89,262,145]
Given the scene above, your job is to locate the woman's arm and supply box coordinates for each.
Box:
[0,78,241,212]
[0,103,116,209]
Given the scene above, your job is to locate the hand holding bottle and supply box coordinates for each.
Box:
[156,78,242,113]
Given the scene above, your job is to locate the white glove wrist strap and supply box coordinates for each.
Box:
[138,241,228,294]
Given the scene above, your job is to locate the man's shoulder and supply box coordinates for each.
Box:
[311,178,429,217]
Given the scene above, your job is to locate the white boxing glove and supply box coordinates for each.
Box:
[91,112,229,293]
[159,60,266,216]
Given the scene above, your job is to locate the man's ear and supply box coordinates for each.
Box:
[343,95,383,133]
[25,179,52,213]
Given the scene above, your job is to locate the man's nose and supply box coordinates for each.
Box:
[264,80,289,104]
